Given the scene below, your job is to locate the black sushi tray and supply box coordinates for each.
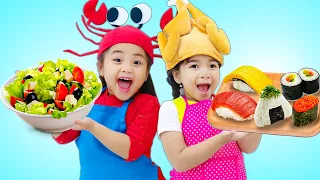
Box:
[208,72,320,137]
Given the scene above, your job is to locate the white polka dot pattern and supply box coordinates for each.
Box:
[170,98,247,180]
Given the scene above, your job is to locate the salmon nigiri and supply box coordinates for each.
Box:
[211,91,257,121]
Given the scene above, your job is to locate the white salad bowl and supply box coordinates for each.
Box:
[0,72,102,133]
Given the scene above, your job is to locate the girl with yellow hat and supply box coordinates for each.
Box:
[157,0,262,179]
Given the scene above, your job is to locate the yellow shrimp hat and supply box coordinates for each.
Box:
[158,0,231,70]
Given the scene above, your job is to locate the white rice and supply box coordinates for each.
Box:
[298,68,319,81]
[254,95,292,127]
[281,72,301,86]
[216,107,253,121]
[233,81,255,92]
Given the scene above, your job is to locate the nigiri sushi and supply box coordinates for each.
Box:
[223,66,273,94]
[211,91,257,121]
[293,95,319,127]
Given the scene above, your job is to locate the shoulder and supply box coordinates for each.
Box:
[132,94,159,106]
[127,94,160,115]
[158,99,182,135]
[160,100,177,112]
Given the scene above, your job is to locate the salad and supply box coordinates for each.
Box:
[4,59,102,119]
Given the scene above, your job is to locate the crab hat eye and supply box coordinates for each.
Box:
[107,7,128,26]
[130,3,152,24]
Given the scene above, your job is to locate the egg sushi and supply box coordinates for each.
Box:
[223,66,273,94]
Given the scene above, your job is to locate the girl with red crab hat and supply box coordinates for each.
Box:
[52,25,165,180]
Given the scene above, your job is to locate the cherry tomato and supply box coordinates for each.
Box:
[69,85,77,94]
[56,82,68,101]
[54,100,66,111]
[10,96,24,107]
[38,64,44,72]
[72,66,84,84]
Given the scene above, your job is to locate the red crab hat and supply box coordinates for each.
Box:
[98,25,154,62]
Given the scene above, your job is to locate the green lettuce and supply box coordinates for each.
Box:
[15,102,28,112]
[5,79,24,99]
[28,102,47,115]
[41,60,56,74]
[37,90,53,102]
[63,101,73,112]
[56,59,75,73]
[52,110,67,119]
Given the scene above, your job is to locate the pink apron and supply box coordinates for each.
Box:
[170,96,247,180]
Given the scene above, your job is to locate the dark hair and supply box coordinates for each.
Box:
[166,62,183,99]
[97,50,157,98]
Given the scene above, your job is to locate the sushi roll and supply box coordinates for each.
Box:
[211,91,257,121]
[281,72,303,101]
[298,68,319,94]
[292,95,319,127]
[254,85,292,127]
[223,66,273,94]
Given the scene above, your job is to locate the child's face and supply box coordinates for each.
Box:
[173,55,220,102]
[98,43,149,101]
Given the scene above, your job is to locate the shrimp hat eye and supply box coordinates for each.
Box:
[130,3,152,25]
[107,7,128,26]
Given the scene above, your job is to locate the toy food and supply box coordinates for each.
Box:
[211,91,257,121]
[281,72,303,101]
[292,95,319,127]
[298,68,319,95]
[254,85,292,127]
[223,66,273,94]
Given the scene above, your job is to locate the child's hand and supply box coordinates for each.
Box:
[219,130,250,143]
[229,131,250,142]
[72,117,95,132]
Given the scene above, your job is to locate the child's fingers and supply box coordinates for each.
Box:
[220,130,236,140]
[71,125,83,131]
[232,132,250,141]
[72,120,84,130]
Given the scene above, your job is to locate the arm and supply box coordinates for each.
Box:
[125,96,160,161]
[158,102,233,172]
[237,133,262,154]
[73,95,160,160]
[52,129,80,144]
[160,131,229,172]
[90,123,131,159]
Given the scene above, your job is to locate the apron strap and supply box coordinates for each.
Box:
[102,86,107,93]
[182,96,189,106]
[118,99,131,132]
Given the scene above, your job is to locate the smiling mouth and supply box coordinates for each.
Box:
[197,84,210,93]
[118,77,133,92]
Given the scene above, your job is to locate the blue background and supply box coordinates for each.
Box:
[1,0,320,179]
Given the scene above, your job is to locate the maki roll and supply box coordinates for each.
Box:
[281,72,303,101]
[293,95,319,127]
[298,68,319,94]
[254,85,292,127]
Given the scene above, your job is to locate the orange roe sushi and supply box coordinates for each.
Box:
[293,95,319,127]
